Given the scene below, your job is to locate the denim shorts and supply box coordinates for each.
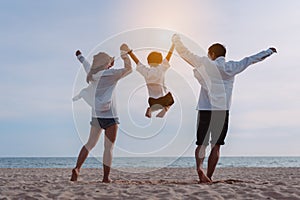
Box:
[90,117,120,130]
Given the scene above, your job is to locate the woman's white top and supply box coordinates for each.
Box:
[73,55,132,118]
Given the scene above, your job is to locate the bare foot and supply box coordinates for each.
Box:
[197,168,212,183]
[145,107,151,118]
[156,107,168,118]
[70,168,79,181]
[207,176,213,182]
[102,178,112,183]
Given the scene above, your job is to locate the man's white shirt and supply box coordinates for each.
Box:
[173,37,274,110]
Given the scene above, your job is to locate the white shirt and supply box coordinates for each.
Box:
[173,39,274,110]
[136,59,170,98]
[73,55,132,118]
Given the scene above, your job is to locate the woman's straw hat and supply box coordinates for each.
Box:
[91,52,113,70]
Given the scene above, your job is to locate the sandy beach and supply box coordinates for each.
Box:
[0,167,299,199]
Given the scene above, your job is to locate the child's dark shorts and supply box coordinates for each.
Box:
[90,117,120,130]
[196,110,229,146]
[148,92,175,108]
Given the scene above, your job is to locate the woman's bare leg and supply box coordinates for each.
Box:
[71,125,102,181]
[102,124,118,183]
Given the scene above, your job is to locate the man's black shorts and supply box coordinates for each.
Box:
[196,110,229,146]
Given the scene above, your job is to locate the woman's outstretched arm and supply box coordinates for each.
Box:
[75,50,91,73]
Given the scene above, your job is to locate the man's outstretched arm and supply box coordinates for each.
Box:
[225,47,277,76]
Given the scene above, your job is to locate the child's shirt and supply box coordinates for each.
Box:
[136,59,170,98]
[73,55,132,118]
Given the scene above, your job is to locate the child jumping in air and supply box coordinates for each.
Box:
[122,43,175,118]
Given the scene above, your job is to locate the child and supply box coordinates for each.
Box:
[122,43,175,118]
[71,44,132,182]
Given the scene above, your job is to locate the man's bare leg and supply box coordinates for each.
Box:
[145,107,152,118]
[71,126,102,181]
[195,145,211,183]
[156,106,170,118]
[102,124,118,183]
[207,145,221,180]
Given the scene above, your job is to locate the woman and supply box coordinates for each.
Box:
[71,44,132,182]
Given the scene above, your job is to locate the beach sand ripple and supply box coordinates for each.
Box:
[0,167,299,199]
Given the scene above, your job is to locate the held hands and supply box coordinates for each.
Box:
[172,34,181,43]
[120,43,131,60]
[120,43,131,52]
[269,47,277,53]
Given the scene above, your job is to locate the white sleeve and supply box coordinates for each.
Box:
[112,68,132,81]
[225,49,274,76]
[98,53,132,81]
[91,68,132,82]
[173,38,206,68]
[158,59,170,71]
[116,68,132,80]
[77,55,91,74]
[136,62,149,77]
[193,68,210,90]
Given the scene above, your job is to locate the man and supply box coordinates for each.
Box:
[172,34,277,183]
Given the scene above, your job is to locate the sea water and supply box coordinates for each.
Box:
[0,157,299,168]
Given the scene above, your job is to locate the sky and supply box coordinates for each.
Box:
[0,0,299,157]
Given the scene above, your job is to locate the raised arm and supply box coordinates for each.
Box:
[165,43,175,61]
[120,46,132,72]
[107,44,133,80]
[128,50,140,64]
[75,50,91,74]
[172,34,205,68]
[224,47,277,76]
[120,43,140,64]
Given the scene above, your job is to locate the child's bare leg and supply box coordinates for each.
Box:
[145,107,152,118]
[156,106,170,118]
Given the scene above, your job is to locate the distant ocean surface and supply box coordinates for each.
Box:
[0,157,299,168]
